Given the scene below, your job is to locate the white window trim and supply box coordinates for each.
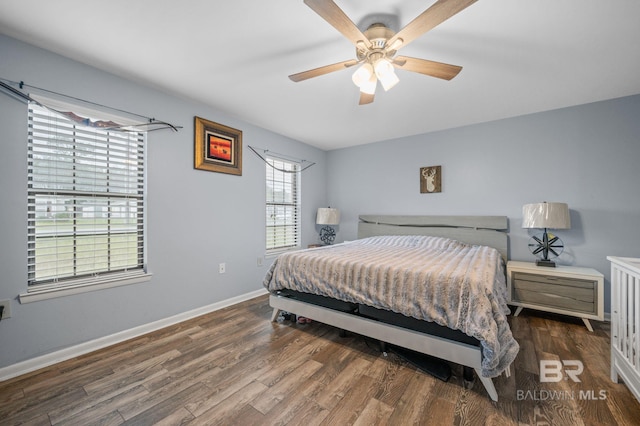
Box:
[264,246,301,258]
[265,155,301,253]
[25,98,150,300]
[19,271,152,304]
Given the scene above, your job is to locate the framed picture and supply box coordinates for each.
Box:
[420,165,442,193]
[194,116,242,175]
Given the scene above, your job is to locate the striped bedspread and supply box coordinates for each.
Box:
[263,235,519,377]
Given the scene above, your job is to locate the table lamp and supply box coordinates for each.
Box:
[316,207,340,245]
[522,202,571,267]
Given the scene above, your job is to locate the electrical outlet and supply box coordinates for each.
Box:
[0,300,11,320]
[219,263,226,274]
[257,257,264,267]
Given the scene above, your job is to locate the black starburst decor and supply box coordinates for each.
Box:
[528,229,565,267]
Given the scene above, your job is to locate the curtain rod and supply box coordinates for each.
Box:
[248,145,316,173]
[0,78,182,132]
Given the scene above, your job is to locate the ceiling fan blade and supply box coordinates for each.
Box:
[394,56,462,80]
[359,91,375,105]
[304,0,372,48]
[289,59,359,82]
[388,0,477,49]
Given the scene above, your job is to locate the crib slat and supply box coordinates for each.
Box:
[613,267,620,350]
[620,273,629,359]
[635,275,640,369]
[625,274,636,364]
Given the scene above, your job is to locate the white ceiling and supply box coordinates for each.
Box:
[1,0,640,151]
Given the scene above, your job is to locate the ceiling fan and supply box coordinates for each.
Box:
[289,0,477,105]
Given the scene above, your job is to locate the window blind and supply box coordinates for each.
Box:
[266,156,300,251]
[27,103,146,289]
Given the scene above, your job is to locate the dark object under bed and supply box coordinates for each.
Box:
[276,289,481,381]
[277,289,480,347]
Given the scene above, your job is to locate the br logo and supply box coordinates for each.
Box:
[540,360,584,382]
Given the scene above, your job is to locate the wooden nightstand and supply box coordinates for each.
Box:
[506,261,604,331]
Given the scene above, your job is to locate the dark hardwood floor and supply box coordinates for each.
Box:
[1,294,639,425]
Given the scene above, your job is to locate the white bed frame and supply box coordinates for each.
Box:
[269,214,511,401]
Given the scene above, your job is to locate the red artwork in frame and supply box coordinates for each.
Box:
[194,116,242,175]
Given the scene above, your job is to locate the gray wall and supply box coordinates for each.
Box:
[327,94,640,314]
[2,32,639,370]
[0,35,328,368]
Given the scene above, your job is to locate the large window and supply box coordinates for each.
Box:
[265,155,300,251]
[27,103,147,292]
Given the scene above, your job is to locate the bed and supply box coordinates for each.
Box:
[263,215,519,401]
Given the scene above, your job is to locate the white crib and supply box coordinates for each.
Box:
[608,256,640,402]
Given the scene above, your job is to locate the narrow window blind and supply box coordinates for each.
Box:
[27,103,146,289]
[265,156,300,251]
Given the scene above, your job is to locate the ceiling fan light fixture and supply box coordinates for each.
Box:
[359,74,377,95]
[351,63,374,88]
[379,70,399,91]
[374,58,399,91]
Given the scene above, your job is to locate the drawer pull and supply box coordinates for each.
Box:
[542,293,564,299]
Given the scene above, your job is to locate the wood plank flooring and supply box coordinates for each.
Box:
[1,294,639,425]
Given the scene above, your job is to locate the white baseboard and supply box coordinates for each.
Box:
[0,288,268,382]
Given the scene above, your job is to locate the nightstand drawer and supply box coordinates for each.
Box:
[512,272,596,290]
[511,272,596,314]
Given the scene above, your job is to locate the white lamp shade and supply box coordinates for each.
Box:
[374,58,399,91]
[522,202,571,229]
[359,74,377,95]
[316,208,340,225]
[352,63,373,88]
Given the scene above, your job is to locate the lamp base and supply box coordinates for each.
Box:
[319,226,336,245]
[536,259,556,267]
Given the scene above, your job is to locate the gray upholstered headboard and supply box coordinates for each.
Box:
[357,215,509,261]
